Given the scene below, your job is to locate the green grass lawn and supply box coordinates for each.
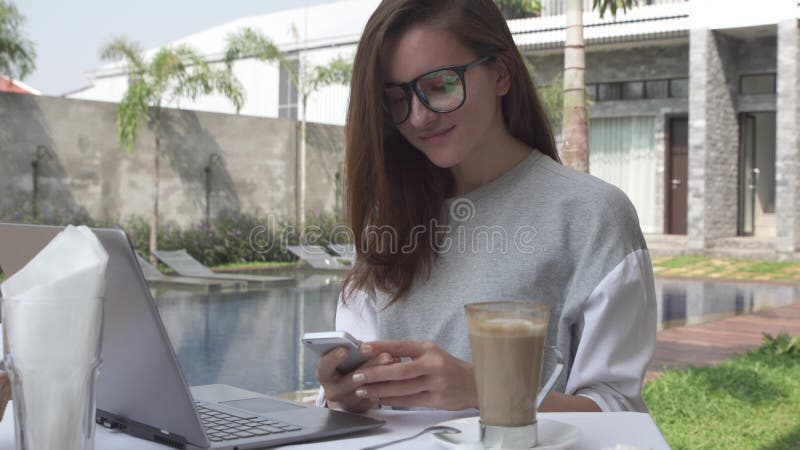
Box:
[653,255,800,284]
[211,261,299,271]
[644,335,800,449]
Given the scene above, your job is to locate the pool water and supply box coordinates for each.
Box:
[152,271,800,396]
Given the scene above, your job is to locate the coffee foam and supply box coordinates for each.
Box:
[469,317,546,336]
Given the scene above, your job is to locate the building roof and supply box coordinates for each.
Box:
[510,0,800,51]
[0,75,41,95]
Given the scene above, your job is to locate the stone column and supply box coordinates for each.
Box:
[776,19,800,258]
[687,29,740,250]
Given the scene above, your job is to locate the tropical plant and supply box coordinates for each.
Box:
[224,26,352,225]
[494,0,542,18]
[0,0,35,80]
[123,210,346,267]
[524,58,563,132]
[101,38,245,263]
[562,0,635,172]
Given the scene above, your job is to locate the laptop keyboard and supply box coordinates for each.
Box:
[196,403,302,442]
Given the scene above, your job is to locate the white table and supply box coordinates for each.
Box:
[0,404,670,449]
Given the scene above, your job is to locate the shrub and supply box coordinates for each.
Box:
[1,194,347,267]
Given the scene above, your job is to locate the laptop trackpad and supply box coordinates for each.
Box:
[220,397,304,414]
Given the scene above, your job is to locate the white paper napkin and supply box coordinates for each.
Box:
[0,224,109,450]
[1,224,108,300]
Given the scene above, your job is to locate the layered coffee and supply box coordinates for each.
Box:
[468,316,546,427]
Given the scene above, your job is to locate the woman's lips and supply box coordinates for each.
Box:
[420,126,455,144]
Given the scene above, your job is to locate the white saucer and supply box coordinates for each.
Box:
[432,416,579,450]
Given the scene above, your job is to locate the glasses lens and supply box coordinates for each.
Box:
[418,69,464,112]
[384,86,409,124]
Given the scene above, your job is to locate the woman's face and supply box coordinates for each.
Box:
[382,25,507,169]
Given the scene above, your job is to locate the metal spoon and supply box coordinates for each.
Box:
[358,425,461,450]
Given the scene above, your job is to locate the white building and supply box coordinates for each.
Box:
[70,0,800,257]
[68,0,693,127]
[69,0,380,125]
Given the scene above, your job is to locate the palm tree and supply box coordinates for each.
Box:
[225,27,352,226]
[0,0,36,80]
[101,38,245,263]
[562,0,635,172]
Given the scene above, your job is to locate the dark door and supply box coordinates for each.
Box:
[666,117,688,234]
[738,113,757,236]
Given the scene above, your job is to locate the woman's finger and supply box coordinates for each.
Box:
[315,347,350,382]
[354,377,429,400]
[352,358,425,385]
[319,353,393,400]
[360,352,395,368]
[360,340,431,358]
[376,392,435,409]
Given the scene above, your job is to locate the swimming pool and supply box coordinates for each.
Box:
[152,271,800,396]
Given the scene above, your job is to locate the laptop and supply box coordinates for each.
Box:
[0,223,384,449]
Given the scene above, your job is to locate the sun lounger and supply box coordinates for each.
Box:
[136,253,245,290]
[152,250,294,286]
[286,245,349,270]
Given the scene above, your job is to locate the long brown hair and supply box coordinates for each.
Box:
[342,0,559,304]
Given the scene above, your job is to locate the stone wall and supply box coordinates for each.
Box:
[526,41,690,85]
[0,92,345,227]
[776,19,800,256]
[687,29,741,249]
[737,35,778,75]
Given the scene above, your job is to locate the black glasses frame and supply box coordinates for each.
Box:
[383,56,493,125]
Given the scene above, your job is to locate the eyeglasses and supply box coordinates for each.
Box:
[383,56,493,125]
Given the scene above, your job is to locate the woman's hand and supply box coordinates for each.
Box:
[315,347,395,413]
[350,340,477,411]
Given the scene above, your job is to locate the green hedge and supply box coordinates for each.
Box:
[1,192,349,267]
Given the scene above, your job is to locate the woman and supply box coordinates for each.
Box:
[315,0,656,414]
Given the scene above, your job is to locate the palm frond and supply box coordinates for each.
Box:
[309,55,353,92]
[116,80,153,153]
[0,0,36,79]
[592,0,637,18]
[100,36,148,80]
[224,27,284,69]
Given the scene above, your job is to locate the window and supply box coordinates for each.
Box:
[597,83,621,101]
[740,73,776,95]
[588,116,658,233]
[278,59,299,119]
[622,81,645,100]
[591,77,688,102]
[644,80,669,99]
[669,78,689,98]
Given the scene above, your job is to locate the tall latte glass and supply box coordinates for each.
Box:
[465,301,562,449]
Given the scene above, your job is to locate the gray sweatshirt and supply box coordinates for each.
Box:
[362,149,657,411]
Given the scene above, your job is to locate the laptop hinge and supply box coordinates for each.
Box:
[96,409,190,450]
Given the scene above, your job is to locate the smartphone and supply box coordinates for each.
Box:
[302,331,369,373]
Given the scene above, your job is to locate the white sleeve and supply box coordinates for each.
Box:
[315,288,379,407]
[564,249,657,412]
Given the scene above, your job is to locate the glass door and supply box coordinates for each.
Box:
[738,114,757,236]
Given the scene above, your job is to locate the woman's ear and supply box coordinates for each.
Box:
[494,53,514,96]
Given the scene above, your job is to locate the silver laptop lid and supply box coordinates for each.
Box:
[0,223,208,448]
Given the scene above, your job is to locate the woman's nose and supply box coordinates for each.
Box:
[407,92,437,128]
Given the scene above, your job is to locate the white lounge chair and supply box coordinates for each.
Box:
[286,245,349,270]
[153,249,294,286]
